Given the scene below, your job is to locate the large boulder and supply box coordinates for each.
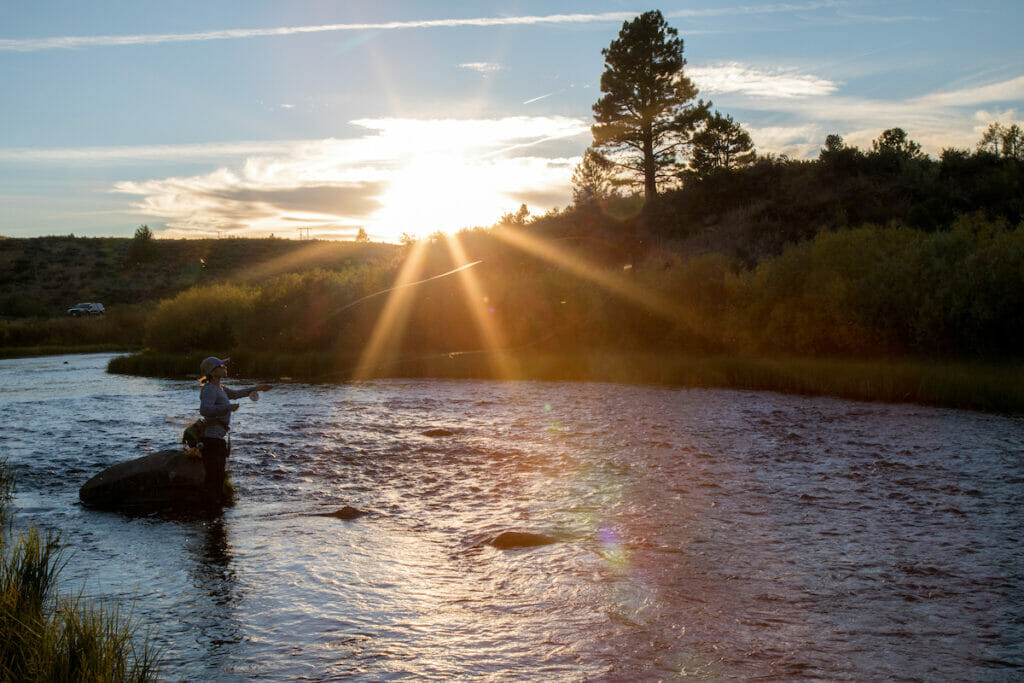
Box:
[79,449,211,510]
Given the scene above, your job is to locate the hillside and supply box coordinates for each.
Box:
[0,236,399,318]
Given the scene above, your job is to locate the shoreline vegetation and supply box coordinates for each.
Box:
[107,350,1024,415]
[0,462,160,680]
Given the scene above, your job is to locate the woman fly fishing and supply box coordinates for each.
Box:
[198,357,273,504]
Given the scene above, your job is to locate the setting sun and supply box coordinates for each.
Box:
[372,154,516,241]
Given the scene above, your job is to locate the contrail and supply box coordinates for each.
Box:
[0,13,637,52]
[0,3,845,52]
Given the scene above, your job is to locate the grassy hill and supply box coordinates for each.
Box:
[0,235,399,318]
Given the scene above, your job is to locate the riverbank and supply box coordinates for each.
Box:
[107,349,1024,414]
[0,343,138,359]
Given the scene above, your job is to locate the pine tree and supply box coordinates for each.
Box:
[689,111,756,178]
[591,11,709,200]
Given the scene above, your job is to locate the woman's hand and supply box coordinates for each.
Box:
[230,403,241,412]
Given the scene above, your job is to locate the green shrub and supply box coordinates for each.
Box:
[144,283,256,352]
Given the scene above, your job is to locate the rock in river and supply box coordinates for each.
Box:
[489,531,558,549]
[79,449,210,510]
[311,506,364,520]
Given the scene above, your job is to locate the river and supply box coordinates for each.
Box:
[1,353,1022,680]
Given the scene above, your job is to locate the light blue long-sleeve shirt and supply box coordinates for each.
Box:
[199,383,255,439]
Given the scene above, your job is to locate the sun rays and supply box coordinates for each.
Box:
[352,238,429,381]
[345,222,688,382]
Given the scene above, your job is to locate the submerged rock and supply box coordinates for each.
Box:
[489,531,558,549]
[312,506,364,520]
[79,449,210,510]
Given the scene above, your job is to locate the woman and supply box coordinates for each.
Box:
[198,356,272,503]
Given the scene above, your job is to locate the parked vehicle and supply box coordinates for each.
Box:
[67,302,105,316]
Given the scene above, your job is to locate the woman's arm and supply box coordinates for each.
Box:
[224,384,273,400]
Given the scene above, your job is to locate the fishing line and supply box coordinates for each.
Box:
[325,259,483,321]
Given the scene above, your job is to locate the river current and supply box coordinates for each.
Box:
[0,353,1022,680]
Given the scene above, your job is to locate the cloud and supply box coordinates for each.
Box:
[0,3,844,52]
[913,74,1024,108]
[746,124,824,158]
[689,62,839,98]
[460,62,502,74]
[709,70,1024,157]
[108,117,590,239]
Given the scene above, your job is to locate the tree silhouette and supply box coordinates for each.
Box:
[821,134,845,156]
[978,122,1024,159]
[499,204,530,226]
[871,127,925,159]
[689,111,756,178]
[571,148,619,204]
[127,224,156,264]
[591,10,708,200]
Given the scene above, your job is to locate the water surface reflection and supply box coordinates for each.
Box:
[1,353,1022,680]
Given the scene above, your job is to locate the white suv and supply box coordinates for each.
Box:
[67,302,105,316]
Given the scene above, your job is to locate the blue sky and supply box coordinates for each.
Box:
[1,1,1021,241]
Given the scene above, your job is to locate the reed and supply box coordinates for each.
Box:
[0,463,161,681]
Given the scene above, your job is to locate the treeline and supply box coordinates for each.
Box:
[135,212,1022,364]
[639,130,1024,263]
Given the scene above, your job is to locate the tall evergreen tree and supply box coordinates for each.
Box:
[591,10,708,200]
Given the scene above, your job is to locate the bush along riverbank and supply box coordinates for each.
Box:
[107,349,1024,414]
[0,461,161,681]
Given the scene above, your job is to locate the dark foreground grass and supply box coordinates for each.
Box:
[109,349,1024,414]
[0,462,160,681]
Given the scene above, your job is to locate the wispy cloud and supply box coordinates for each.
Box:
[0,3,845,52]
[913,74,1024,108]
[460,62,502,74]
[689,62,839,98]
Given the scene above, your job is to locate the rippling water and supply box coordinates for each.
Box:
[1,353,1022,680]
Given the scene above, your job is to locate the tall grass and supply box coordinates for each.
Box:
[0,306,149,351]
[0,461,160,681]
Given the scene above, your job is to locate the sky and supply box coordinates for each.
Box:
[1,1,1022,242]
